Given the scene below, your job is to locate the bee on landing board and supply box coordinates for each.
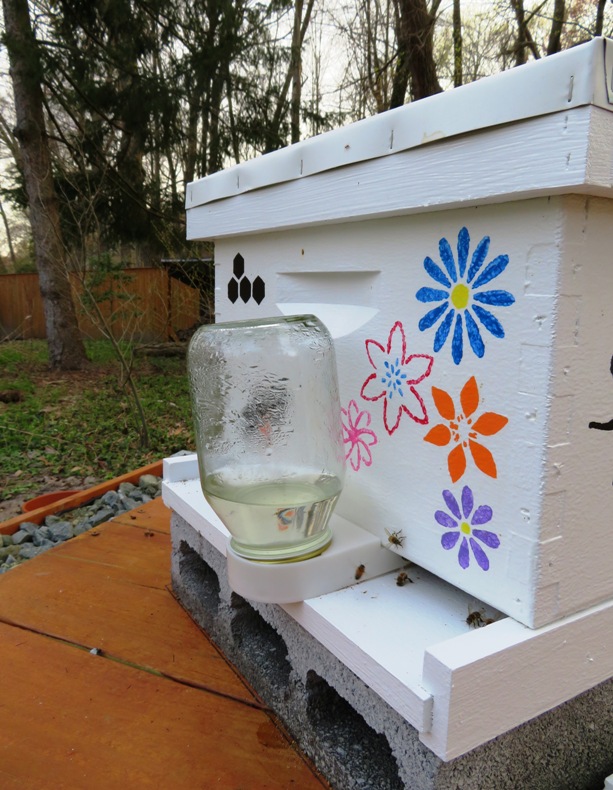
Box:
[466,609,495,628]
[354,564,366,580]
[396,571,413,586]
[385,528,405,549]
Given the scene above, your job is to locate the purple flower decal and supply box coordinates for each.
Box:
[435,485,500,570]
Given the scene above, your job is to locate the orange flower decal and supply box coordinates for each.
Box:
[424,376,508,482]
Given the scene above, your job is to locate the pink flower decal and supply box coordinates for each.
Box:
[342,400,378,471]
[361,321,434,436]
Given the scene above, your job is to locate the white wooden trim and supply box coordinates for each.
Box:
[186,107,612,241]
[163,454,199,483]
[421,599,613,759]
[186,38,612,211]
[282,595,435,733]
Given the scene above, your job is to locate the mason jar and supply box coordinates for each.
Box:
[187,314,345,562]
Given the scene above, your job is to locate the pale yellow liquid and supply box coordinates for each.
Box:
[204,472,342,561]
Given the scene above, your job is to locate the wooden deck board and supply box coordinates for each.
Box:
[0,498,327,788]
[112,496,172,534]
[38,519,173,589]
[0,553,250,701]
[0,622,322,789]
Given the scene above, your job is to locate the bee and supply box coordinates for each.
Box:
[466,609,495,628]
[396,571,413,586]
[385,528,405,549]
[354,564,366,580]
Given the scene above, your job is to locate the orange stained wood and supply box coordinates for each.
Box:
[0,497,328,789]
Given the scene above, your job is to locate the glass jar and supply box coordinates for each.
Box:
[187,315,345,562]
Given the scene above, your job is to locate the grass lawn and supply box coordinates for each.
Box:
[0,339,195,507]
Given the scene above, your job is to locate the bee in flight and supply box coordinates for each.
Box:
[385,528,405,548]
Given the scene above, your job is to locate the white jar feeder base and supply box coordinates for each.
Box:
[226,516,405,604]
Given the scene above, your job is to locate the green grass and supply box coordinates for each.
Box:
[0,340,195,500]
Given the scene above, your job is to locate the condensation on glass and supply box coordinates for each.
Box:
[187,315,346,562]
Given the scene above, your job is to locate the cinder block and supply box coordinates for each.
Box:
[171,510,613,790]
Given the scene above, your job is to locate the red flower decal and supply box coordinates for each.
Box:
[361,321,434,436]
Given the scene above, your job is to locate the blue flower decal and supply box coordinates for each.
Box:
[416,227,515,365]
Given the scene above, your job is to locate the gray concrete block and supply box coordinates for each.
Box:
[170,511,613,790]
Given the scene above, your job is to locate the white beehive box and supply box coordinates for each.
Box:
[185,38,613,629]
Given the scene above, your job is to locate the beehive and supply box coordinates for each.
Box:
[185,38,613,629]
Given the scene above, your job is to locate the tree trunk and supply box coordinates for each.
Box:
[184,98,200,185]
[390,0,442,107]
[2,0,87,369]
[546,0,565,55]
[290,0,304,144]
[0,197,16,271]
[594,0,606,36]
[452,0,462,87]
[265,0,315,152]
[365,0,392,114]
[510,0,541,65]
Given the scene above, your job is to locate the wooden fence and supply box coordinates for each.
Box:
[0,268,201,343]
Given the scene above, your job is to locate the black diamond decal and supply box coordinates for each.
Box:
[252,276,266,305]
[233,253,245,278]
[228,278,239,303]
[239,276,251,303]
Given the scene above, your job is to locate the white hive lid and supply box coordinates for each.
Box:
[186,37,613,211]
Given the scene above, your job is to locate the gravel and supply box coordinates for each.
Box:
[0,474,162,574]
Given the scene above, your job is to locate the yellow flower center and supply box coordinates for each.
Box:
[460,521,471,535]
[451,283,470,310]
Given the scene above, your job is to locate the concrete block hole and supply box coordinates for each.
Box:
[305,670,403,790]
[229,594,292,693]
[177,540,221,617]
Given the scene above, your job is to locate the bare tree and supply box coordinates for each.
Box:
[0,195,16,271]
[546,0,566,54]
[453,0,462,87]
[594,0,607,35]
[390,0,443,107]
[2,0,87,369]
[346,0,396,114]
[509,0,542,64]
[561,0,610,45]
[266,0,316,150]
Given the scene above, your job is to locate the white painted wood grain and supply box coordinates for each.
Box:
[187,107,611,241]
[421,597,613,759]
